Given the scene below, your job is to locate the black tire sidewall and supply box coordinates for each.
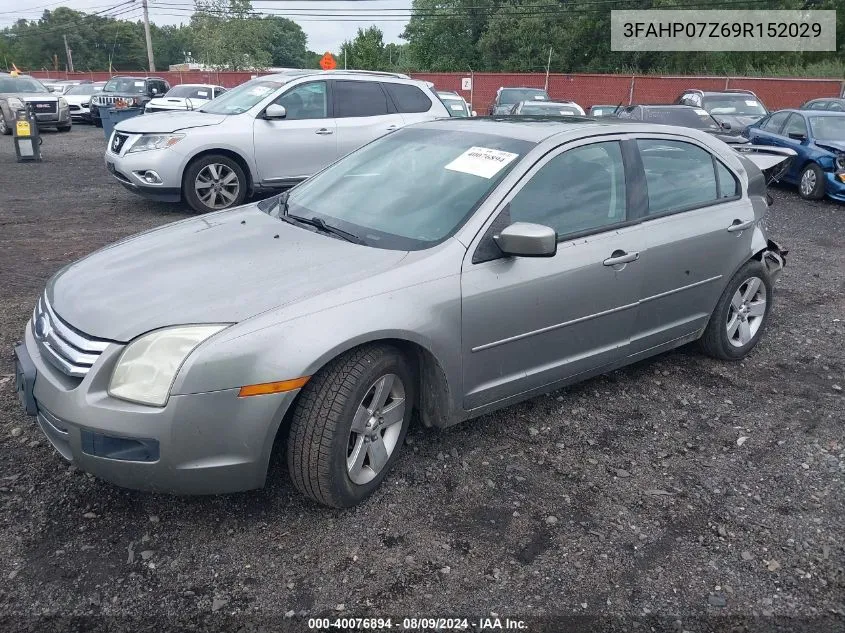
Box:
[183,155,247,213]
[711,262,773,360]
[799,163,824,200]
[328,351,414,507]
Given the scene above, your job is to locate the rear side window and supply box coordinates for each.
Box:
[334,81,389,117]
[637,140,718,215]
[762,111,789,132]
[715,161,740,199]
[384,83,431,113]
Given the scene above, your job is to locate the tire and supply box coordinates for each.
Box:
[699,260,773,361]
[182,154,248,213]
[287,344,414,508]
[94,118,102,128]
[58,123,71,132]
[0,113,10,135]
[798,163,824,200]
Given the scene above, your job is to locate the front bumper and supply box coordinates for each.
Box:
[823,171,845,202]
[33,108,70,127]
[15,323,297,494]
[104,139,184,202]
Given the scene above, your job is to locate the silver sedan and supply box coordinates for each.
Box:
[15,119,788,507]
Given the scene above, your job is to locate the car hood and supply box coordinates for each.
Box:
[115,110,227,133]
[492,106,513,115]
[16,94,58,102]
[815,140,845,154]
[47,205,408,342]
[147,96,209,109]
[64,94,92,105]
[705,130,750,144]
[709,113,763,131]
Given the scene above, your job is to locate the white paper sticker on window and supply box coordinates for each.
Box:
[745,100,759,107]
[134,81,145,87]
[445,147,519,179]
[248,86,272,97]
[450,103,463,111]
[694,108,709,115]
[533,95,546,100]
[197,91,208,97]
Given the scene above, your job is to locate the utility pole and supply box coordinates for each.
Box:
[544,47,552,92]
[140,0,156,72]
[63,35,74,73]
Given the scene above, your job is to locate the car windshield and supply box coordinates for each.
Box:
[281,128,533,250]
[499,88,548,105]
[166,85,215,99]
[103,77,147,94]
[703,95,767,116]
[439,94,469,117]
[199,80,282,114]
[521,103,580,116]
[809,116,845,141]
[66,84,98,95]
[590,106,617,116]
[642,107,720,130]
[0,77,48,93]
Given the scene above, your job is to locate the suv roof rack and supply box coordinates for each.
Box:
[322,70,411,79]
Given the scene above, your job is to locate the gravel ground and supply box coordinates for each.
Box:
[0,126,843,633]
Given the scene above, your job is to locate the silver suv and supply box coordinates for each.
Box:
[105,70,450,213]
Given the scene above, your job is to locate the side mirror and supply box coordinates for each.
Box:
[494,222,557,258]
[264,104,286,120]
[720,121,731,130]
[150,88,158,95]
[471,110,477,117]
[788,132,806,141]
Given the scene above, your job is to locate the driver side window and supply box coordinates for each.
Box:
[273,81,328,120]
[508,141,627,239]
[783,113,807,138]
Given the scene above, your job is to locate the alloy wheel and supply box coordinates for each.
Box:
[726,276,767,348]
[800,169,816,197]
[194,163,240,209]
[346,373,406,485]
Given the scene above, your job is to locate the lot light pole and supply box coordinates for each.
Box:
[140,0,156,72]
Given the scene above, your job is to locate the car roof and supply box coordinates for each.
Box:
[414,117,693,143]
[690,90,757,97]
[260,69,412,82]
[791,109,845,117]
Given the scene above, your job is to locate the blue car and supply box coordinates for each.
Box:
[746,109,845,201]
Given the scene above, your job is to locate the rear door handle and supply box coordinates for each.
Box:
[603,250,639,266]
[727,219,754,232]
[315,128,333,135]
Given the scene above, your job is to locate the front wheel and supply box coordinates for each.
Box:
[182,154,247,213]
[699,260,773,361]
[0,114,10,135]
[94,118,102,128]
[58,123,71,132]
[798,163,824,200]
[287,344,414,508]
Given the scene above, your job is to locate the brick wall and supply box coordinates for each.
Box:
[30,69,844,113]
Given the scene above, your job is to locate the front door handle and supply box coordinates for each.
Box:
[603,250,639,266]
[727,219,754,233]
[315,128,333,135]
[386,124,398,131]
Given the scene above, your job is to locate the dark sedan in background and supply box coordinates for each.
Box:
[509,100,585,116]
[676,89,768,132]
[615,104,750,145]
[800,98,845,112]
[488,87,550,115]
[746,109,845,201]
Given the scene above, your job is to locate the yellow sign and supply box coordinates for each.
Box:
[16,120,31,137]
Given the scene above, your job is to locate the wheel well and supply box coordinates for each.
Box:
[183,148,253,195]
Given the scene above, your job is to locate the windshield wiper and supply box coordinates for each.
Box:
[280,211,365,245]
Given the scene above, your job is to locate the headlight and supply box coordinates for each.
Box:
[108,325,228,406]
[7,97,24,109]
[836,154,845,170]
[59,97,68,108]
[127,133,185,153]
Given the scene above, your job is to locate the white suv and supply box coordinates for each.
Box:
[104,70,450,213]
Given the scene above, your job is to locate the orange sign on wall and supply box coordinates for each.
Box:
[319,53,337,71]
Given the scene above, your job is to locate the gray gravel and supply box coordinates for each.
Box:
[0,126,843,631]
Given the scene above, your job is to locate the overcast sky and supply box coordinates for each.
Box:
[4,0,412,53]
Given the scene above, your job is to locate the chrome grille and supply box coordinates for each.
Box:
[110,131,129,154]
[96,95,123,106]
[28,100,57,114]
[33,294,110,378]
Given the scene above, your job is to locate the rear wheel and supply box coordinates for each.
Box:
[0,114,10,135]
[183,154,247,213]
[798,163,824,200]
[699,260,772,361]
[287,344,414,508]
